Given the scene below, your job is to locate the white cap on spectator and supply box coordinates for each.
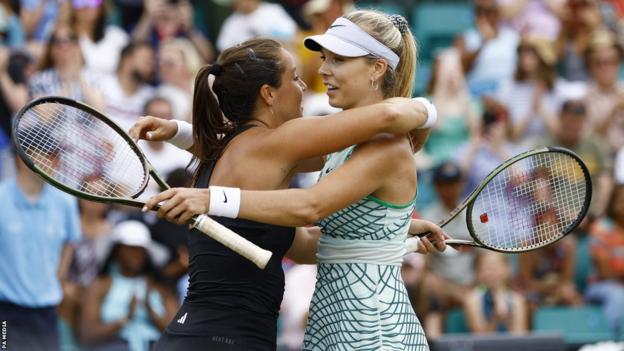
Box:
[111,220,169,267]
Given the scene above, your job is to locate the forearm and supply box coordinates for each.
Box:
[239,188,322,227]
[0,74,27,113]
[188,30,215,63]
[131,14,153,42]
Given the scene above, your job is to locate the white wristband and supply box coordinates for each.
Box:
[208,186,241,218]
[168,120,194,150]
[413,97,437,129]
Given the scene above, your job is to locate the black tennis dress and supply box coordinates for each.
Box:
[153,126,295,351]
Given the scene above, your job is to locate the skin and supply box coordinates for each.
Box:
[464,252,528,334]
[80,245,178,343]
[139,48,447,255]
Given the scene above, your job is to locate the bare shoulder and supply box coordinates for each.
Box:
[353,133,414,161]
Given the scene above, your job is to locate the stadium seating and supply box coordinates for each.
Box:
[411,2,473,62]
[574,234,594,293]
[444,307,470,333]
[533,306,614,345]
[355,1,407,17]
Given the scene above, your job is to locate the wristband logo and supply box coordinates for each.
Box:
[223,191,228,203]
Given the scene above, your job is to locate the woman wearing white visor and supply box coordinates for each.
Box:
[146,10,439,350]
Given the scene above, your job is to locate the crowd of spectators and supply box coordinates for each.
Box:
[0,0,623,350]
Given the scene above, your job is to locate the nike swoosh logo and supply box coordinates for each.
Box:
[329,24,346,29]
[324,167,333,174]
[223,191,228,203]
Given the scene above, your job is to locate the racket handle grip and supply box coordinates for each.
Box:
[405,237,420,253]
[193,214,273,269]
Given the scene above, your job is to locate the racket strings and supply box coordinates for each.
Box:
[472,152,587,251]
[15,102,147,198]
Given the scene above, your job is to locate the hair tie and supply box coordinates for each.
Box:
[389,14,409,35]
[210,63,222,76]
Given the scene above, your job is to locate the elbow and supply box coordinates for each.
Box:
[293,193,326,225]
[380,103,402,133]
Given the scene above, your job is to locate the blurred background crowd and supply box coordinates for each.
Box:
[0,0,624,350]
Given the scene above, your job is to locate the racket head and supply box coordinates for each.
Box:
[465,147,592,253]
[12,96,151,207]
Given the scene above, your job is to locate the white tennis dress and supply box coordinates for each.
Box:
[303,146,429,351]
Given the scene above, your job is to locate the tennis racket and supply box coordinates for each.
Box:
[12,96,272,269]
[405,147,592,253]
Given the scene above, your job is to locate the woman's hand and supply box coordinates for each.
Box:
[408,219,448,253]
[143,187,211,225]
[128,115,177,143]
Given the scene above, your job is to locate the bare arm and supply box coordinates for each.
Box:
[57,243,74,282]
[130,98,430,161]
[508,293,529,333]
[79,277,128,344]
[146,135,413,226]
[147,283,179,332]
[498,0,529,21]
[285,226,321,264]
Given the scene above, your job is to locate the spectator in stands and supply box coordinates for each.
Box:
[498,0,565,41]
[464,251,529,334]
[297,0,354,94]
[156,38,202,122]
[0,141,82,351]
[457,0,519,96]
[147,167,191,298]
[456,98,521,193]
[0,0,25,48]
[70,0,130,75]
[583,29,624,154]
[216,0,297,51]
[557,0,603,82]
[496,36,562,145]
[80,220,178,351]
[532,99,613,217]
[28,24,105,109]
[0,47,31,139]
[59,183,115,347]
[515,235,583,313]
[139,96,191,195]
[132,0,213,62]
[586,184,624,334]
[20,0,69,42]
[425,48,480,167]
[421,162,476,339]
[100,42,155,131]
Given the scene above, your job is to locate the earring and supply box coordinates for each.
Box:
[370,78,378,91]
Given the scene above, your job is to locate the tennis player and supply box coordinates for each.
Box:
[132,37,443,350]
[145,11,442,350]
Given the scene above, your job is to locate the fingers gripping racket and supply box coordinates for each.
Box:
[406,147,592,253]
[13,96,272,269]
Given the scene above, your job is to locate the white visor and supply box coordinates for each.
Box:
[304,17,400,70]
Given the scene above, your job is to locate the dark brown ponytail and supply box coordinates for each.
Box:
[190,38,285,186]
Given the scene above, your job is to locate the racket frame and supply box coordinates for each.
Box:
[13,96,273,269]
[415,146,592,253]
[13,96,162,208]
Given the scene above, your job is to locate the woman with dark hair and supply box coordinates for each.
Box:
[79,220,178,351]
[131,34,443,349]
[28,24,105,109]
[495,36,562,144]
[70,0,129,74]
[141,10,448,349]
